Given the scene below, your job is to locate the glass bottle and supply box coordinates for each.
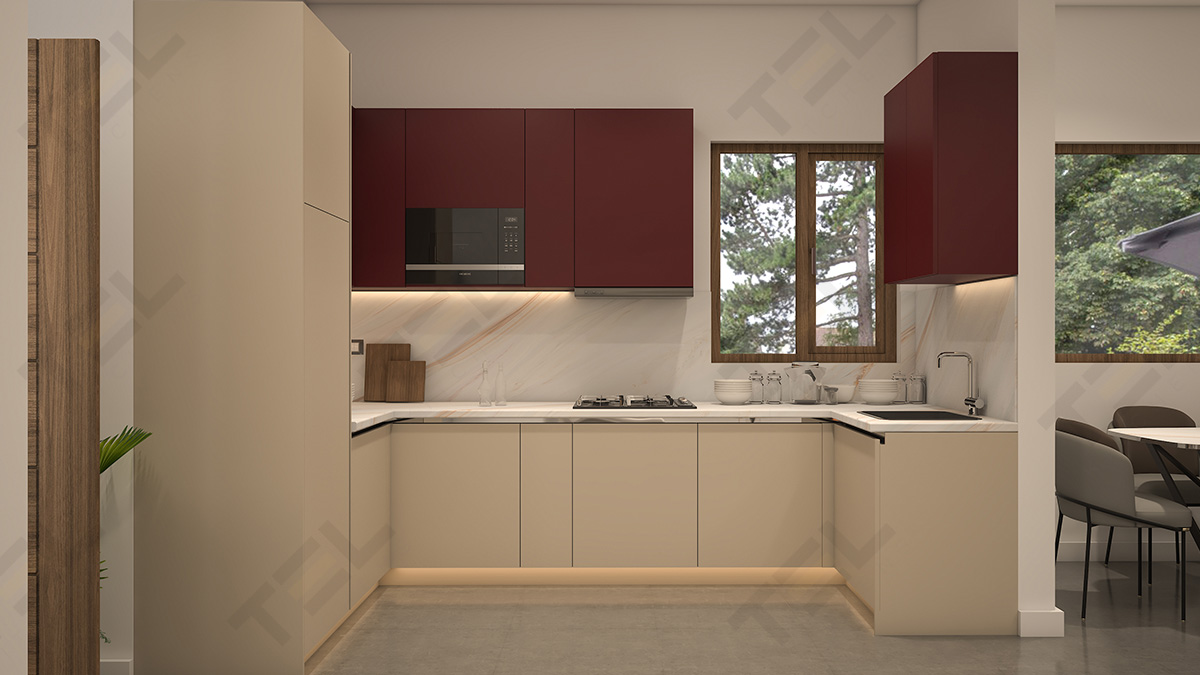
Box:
[479,363,493,407]
[892,371,907,404]
[907,375,926,405]
[494,365,507,406]
[748,370,764,405]
[765,371,783,405]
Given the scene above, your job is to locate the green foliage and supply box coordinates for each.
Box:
[100,426,151,474]
[1055,154,1200,354]
[718,153,798,354]
[717,153,877,353]
[814,160,877,346]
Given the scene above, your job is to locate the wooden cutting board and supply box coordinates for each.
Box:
[364,343,411,402]
[386,361,426,403]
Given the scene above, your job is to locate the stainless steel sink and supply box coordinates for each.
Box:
[858,410,980,421]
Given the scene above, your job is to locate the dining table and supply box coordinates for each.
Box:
[1108,427,1200,551]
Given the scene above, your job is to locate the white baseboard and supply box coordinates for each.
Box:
[1018,608,1064,637]
[100,658,132,675]
[379,567,846,586]
[1054,540,1190,563]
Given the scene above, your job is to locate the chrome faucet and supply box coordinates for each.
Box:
[937,351,985,415]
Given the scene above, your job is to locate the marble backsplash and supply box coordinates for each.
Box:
[911,277,1017,422]
[351,279,1015,420]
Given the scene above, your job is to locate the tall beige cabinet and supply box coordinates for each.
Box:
[134,3,350,673]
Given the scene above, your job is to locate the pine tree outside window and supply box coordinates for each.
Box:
[711,143,897,363]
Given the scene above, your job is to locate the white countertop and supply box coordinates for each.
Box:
[351,401,1017,435]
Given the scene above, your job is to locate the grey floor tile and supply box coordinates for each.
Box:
[309,560,1200,675]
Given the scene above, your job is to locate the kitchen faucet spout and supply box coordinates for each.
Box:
[937,351,984,415]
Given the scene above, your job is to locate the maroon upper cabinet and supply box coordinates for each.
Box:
[883,52,1017,284]
[574,109,693,290]
[405,109,525,208]
[352,108,406,289]
[524,109,574,288]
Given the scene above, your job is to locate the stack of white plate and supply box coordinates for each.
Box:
[714,379,752,405]
[857,379,899,405]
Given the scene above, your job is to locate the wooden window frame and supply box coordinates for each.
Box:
[710,142,897,363]
[1055,143,1200,363]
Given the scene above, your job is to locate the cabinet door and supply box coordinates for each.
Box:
[391,425,520,567]
[352,108,405,288]
[350,425,391,607]
[935,52,1018,280]
[831,425,879,611]
[302,8,350,220]
[882,81,908,285]
[520,425,572,567]
[698,425,823,567]
[573,424,697,567]
[405,109,525,208]
[524,109,574,288]
[302,204,350,655]
[903,57,937,281]
[574,109,693,289]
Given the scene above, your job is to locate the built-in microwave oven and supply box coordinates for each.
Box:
[405,208,524,285]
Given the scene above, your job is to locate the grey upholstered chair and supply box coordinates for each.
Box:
[1112,406,1199,572]
[1055,430,1192,621]
[1055,419,1124,564]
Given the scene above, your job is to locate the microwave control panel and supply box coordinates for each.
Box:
[498,208,524,265]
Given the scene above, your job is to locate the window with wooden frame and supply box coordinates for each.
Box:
[1055,144,1200,363]
[711,143,896,363]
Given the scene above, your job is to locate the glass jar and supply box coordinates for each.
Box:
[906,375,927,405]
[765,371,783,405]
[748,370,764,405]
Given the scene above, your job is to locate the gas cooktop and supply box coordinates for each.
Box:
[573,394,696,409]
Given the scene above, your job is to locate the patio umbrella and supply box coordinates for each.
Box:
[1119,211,1200,277]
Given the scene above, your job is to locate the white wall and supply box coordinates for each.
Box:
[916,0,1063,637]
[313,2,921,399]
[1053,6,1200,563]
[916,0,1018,60]
[1,0,29,672]
[28,0,137,669]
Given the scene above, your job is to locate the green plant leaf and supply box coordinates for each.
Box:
[100,426,152,474]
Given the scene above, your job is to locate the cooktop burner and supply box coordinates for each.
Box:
[573,394,696,409]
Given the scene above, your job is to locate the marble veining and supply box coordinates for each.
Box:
[351,280,1015,423]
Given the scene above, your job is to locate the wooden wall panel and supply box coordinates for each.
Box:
[35,38,100,675]
[28,149,36,252]
[27,39,37,146]
[28,576,37,675]
[27,256,36,360]
[28,361,36,466]
[28,468,36,574]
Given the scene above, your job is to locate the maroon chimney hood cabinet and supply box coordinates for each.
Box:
[882,52,1017,285]
[351,108,693,294]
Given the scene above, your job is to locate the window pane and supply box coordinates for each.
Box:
[814,159,877,347]
[717,153,797,354]
[1055,154,1200,355]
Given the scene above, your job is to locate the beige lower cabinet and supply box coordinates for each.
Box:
[350,425,392,606]
[832,426,1018,635]
[832,424,880,611]
[391,424,520,567]
[698,424,823,567]
[875,432,1017,635]
[573,424,698,567]
[520,425,573,567]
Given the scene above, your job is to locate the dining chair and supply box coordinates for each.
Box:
[1055,419,1126,566]
[1112,406,1199,572]
[1055,430,1192,621]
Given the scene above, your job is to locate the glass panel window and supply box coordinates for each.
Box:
[711,144,894,363]
[717,152,797,355]
[1055,146,1200,362]
[814,158,878,348]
